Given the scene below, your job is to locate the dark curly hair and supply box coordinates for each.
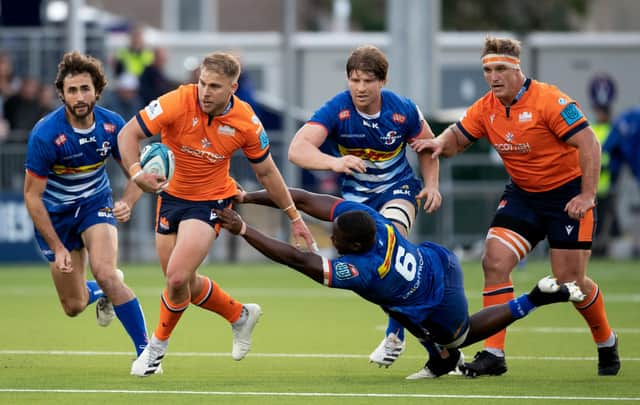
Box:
[54,51,107,97]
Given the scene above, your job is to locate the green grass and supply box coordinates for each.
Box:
[0,259,638,404]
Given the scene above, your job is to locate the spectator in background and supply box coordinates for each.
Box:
[3,77,42,143]
[588,74,618,255]
[114,25,154,78]
[138,47,175,105]
[604,105,640,189]
[102,73,144,121]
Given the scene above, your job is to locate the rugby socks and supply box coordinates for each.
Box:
[482,281,514,352]
[573,283,613,345]
[114,297,149,356]
[155,289,190,341]
[85,280,104,305]
[386,318,405,341]
[508,294,536,319]
[191,276,243,323]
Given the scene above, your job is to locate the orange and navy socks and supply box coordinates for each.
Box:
[191,277,243,323]
[154,289,190,341]
[573,283,613,345]
[483,282,515,352]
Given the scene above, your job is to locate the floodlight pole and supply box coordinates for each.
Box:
[67,0,86,54]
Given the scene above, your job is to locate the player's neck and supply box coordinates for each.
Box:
[498,74,526,106]
[65,108,95,129]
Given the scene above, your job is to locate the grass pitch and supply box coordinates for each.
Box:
[0,259,638,404]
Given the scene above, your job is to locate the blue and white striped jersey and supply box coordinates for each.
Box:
[24,105,126,212]
[308,89,424,203]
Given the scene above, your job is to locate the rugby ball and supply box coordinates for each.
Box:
[140,143,175,180]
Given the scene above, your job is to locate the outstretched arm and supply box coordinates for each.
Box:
[215,207,325,284]
[241,187,342,222]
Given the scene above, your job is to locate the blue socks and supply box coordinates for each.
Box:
[114,298,149,356]
[509,294,536,319]
[86,280,104,305]
[386,317,405,341]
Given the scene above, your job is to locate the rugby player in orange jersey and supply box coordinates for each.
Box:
[409,36,619,377]
[118,51,317,377]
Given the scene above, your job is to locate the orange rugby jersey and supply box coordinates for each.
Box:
[136,84,270,201]
[457,79,589,192]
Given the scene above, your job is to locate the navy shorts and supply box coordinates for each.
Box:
[155,192,233,235]
[34,192,117,262]
[361,177,422,211]
[491,177,595,250]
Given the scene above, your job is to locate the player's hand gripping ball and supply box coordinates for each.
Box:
[140,143,175,181]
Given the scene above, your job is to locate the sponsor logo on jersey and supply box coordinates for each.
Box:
[103,123,116,133]
[506,132,514,143]
[493,142,531,154]
[338,109,350,120]
[96,141,112,157]
[335,261,359,280]
[218,124,236,136]
[145,99,163,120]
[180,145,226,163]
[393,185,411,196]
[339,133,366,138]
[565,225,574,235]
[392,113,406,124]
[55,134,67,146]
[489,114,496,124]
[560,103,584,126]
[201,138,212,149]
[558,97,567,105]
[251,115,261,125]
[518,111,533,122]
[209,209,218,220]
[497,199,507,210]
[79,136,96,145]
[363,120,379,129]
[192,117,199,127]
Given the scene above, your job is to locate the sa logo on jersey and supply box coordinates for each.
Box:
[335,262,359,280]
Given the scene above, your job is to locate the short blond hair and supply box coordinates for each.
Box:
[200,52,241,82]
[481,36,521,58]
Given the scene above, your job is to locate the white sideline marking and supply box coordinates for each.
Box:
[0,350,638,362]
[0,388,638,401]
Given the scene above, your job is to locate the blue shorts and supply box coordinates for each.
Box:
[34,192,117,262]
[156,192,233,235]
[359,178,422,211]
[491,177,595,250]
[387,245,470,346]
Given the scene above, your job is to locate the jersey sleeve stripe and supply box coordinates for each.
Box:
[246,147,271,164]
[135,113,155,138]
[25,168,47,179]
[455,122,478,142]
[560,121,589,142]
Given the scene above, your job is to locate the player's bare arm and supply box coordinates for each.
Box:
[414,121,442,213]
[23,173,72,272]
[216,207,325,283]
[112,159,145,222]
[250,156,318,250]
[117,118,168,193]
[289,123,366,175]
[564,127,601,220]
[242,187,340,221]
[409,125,471,158]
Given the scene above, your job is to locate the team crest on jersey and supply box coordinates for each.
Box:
[159,216,170,230]
[145,99,163,120]
[392,113,406,124]
[335,262,359,280]
[96,141,112,157]
[54,134,67,146]
[338,109,351,120]
[103,123,116,133]
[560,103,584,126]
[380,130,402,145]
[218,125,236,136]
[518,111,532,122]
[497,199,507,210]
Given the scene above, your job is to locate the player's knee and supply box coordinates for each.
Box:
[481,250,514,280]
[166,271,189,291]
[60,299,85,317]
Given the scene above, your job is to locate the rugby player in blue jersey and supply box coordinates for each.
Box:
[288,45,441,367]
[23,52,151,372]
[216,187,585,379]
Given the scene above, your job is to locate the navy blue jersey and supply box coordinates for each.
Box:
[322,200,447,325]
[604,106,640,183]
[308,89,424,203]
[24,105,126,212]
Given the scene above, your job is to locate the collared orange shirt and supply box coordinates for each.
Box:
[136,84,270,201]
[457,79,589,192]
